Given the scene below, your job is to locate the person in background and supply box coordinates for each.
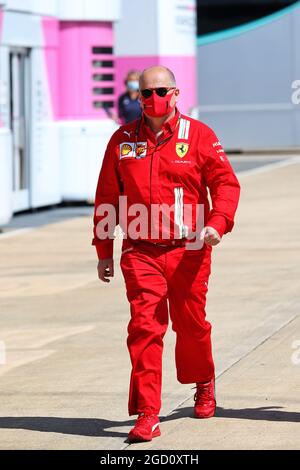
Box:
[118,70,142,124]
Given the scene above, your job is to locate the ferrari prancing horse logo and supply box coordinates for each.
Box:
[176,143,189,158]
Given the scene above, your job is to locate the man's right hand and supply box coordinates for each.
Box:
[97,258,114,283]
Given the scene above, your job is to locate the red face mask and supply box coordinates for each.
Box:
[141,90,176,118]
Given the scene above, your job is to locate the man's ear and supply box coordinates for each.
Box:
[138,94,145,111]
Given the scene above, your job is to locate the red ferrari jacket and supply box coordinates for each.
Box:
[92,109,240,259]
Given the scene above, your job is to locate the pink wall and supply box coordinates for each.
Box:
[59,22,114,120]
[42,20,114,121]
[42,18,59,120]
[0,9,4,127]
[115,56,196,115]
[42,18,196,120]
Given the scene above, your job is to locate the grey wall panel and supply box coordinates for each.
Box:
[198,110,295,150]
[198,15,293,106]
[292,8,300,79]
[294,110,300,146]
[292,8,300,146]
[197,7,300,150]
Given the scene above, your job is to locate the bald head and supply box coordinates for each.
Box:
[139,66,176,90]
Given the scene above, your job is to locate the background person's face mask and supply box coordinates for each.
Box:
[127,80,139,91]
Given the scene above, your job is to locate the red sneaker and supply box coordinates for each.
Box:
[194,377,216,419]
[128,413,160,443]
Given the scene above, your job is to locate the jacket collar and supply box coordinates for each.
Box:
[141,108,181,138]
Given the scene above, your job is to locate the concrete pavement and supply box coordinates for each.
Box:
[0,157,299,449]
[128,315,300,450]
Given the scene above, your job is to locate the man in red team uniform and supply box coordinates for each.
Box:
[92,66,240,443]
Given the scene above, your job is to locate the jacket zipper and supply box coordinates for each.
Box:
[150,150,153,205]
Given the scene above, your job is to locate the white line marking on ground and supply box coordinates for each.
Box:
[236,156,300,177]
[0,227,35,240]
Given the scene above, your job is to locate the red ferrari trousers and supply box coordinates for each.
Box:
[120,238,215,416]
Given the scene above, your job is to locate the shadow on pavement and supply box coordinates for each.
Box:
[0,417,135,438]
[165,406,300,423]
[0,405,298,439]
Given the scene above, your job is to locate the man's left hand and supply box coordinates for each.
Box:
[200,226,221,246]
